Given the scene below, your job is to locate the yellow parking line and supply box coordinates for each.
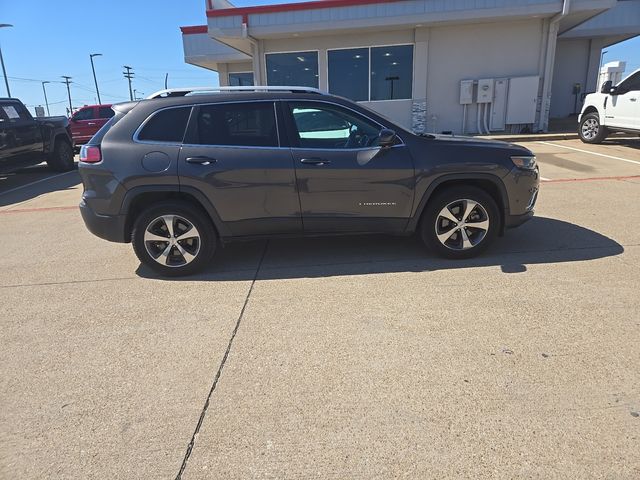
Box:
[537,141,640,166]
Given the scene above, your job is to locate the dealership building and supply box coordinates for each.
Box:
[181,0,640,134]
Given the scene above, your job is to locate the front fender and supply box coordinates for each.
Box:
[406,172,509,233]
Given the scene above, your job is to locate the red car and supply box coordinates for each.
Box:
[69,104,114,146]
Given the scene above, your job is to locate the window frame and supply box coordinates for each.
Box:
[326,43,415,103]
[282,99,404,151]
[182,100,285,149]
[133,105,194,145]
[264,50,320,89]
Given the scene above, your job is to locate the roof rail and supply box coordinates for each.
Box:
[145,86,325,99]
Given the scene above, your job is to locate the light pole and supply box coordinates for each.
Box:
[0,24,13,97]
[41,81,51,116]
[89,53,102,104]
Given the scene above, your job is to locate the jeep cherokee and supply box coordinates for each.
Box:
[78,87,539,276]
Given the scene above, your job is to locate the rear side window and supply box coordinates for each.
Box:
[1,102,31,122]
[137,107,191,143]
[98,107,115,119]
[195,102,278,147]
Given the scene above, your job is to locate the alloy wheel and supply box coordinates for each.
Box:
[143,215,201,267]
[434,199,490,251]
[581,118,599,140]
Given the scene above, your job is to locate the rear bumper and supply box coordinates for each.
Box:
[79,199,128,243]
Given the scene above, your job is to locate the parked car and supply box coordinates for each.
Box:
[78,87,539,276]
[0,97,75,171]
[578,68,640,143]
[69,104,114,147]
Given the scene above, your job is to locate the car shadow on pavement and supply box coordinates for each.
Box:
[136,216,624,281]
[603,137,640,150]
[0,164,80,207]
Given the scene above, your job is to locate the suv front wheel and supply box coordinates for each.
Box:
[132,201,217,276]
[579,112,608,144]
[421,186,499,259]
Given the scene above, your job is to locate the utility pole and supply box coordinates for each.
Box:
[164,72,168,89]
[133,89,144,100]
[41,81,50,116]
[0,24,13,97]
[123,65,134,101]
[90,53,102,104]
[61,76,73,114]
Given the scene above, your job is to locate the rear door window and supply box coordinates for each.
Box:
[194,102,278,147]
[137,107,192,143]
[98,107,115,119]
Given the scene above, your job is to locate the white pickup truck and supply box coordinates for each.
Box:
[578,69,640,144]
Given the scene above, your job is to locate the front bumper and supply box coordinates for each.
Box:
[505,210,535,229]
[79,199,128,243]
[502,166,539,229]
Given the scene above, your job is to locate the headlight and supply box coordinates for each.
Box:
[511,155,537,170]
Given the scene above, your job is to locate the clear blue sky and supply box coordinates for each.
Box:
[1,0,638,116]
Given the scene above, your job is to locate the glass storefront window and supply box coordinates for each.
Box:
[327,48,369,102]
[370,45,413,101]
[229,72,254,86]
[266,51,319,88]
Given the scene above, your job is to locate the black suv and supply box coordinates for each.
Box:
[78,87,539,276]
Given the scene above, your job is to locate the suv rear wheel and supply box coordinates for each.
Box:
[47,139,75,172]
[579,112,608,144]
[421,186,499,259]
[132,201,217,276]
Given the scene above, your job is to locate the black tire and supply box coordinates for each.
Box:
[131,200,217,277]
[578,112,608,144]
[46,139,75,172]
[420,186,499,259]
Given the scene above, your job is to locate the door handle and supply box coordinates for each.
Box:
[186,156,217,165]
[630,98,637,102]
[300,157,330,166]
[88,122,96,126]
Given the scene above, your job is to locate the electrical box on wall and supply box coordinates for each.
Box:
[459,80,474,105]
[506,76,539,124]
[490,78,509,131]
[476,78,494,103]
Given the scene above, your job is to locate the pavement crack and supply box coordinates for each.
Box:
[174,240,269,480]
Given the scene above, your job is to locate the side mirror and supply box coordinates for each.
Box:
[600,80,613,94]
[378,128,397,147]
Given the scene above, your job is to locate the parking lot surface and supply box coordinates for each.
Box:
[1,138,639,479]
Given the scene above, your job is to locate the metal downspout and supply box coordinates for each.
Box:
[538,0,570,132]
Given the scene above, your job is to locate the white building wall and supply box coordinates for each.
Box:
[261,20,545,134]
[550,39,592,118]
[426,19,544,134]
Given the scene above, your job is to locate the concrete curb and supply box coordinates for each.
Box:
[476,133,579,142]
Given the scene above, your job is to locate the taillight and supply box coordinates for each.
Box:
[80,145,102,163]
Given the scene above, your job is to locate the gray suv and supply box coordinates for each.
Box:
[78,87,539,276]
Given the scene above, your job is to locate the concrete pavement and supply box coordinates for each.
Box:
[1,138,639,479]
